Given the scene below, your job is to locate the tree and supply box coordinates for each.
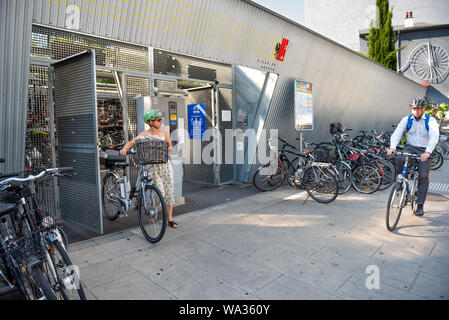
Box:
[366,0,402,71]
[424,97,448,125]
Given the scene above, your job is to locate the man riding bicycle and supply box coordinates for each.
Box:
[387,97,439,216]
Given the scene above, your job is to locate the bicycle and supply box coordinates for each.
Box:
[253,137,339,203]
[385,151,421,232]
[101,138,168,243]
[0,167,86,300]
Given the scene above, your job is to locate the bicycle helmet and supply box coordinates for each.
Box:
[144,109,164,123]
[409,97,426,108]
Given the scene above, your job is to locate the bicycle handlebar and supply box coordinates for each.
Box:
[394,151,421,159]
[0,167,74,190]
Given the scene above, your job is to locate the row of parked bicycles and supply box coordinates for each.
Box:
[253,123,448,204]
[0,136,172,300]
[0,159,86,300]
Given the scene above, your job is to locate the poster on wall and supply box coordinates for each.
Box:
[187,103,206,139]
[294,80,314,131]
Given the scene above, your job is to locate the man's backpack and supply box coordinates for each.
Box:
[406,114,430,132]
[400,114,430,146]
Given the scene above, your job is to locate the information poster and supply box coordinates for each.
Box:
[187,103,206,139]
[294,80,313,131]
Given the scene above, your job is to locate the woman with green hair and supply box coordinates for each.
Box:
[120,109,178,228]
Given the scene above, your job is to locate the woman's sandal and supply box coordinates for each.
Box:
[168,220,178,228]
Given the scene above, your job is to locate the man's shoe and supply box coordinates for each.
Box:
[415,206,424,216]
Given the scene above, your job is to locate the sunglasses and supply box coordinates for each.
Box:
[154,118,164,122]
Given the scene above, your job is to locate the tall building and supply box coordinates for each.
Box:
[304,0,449,51]
[305,0,449,105]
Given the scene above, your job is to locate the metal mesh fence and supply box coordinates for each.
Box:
[153,49,232,84]
[31,25,149,72]
[27,65,52,171]
[27,65,57,215]
[125,76,151,184]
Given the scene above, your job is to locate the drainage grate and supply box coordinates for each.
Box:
[426,193,449,202]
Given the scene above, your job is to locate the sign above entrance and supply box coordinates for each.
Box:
[187,103,206,139]
[294,80,314,131]
[273,38,289,62]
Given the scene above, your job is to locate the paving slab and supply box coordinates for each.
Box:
[181,244,282,294]
[89,272,177,300]
[172,276,260,300]
[254,275,341,300]
[65,165,449,300]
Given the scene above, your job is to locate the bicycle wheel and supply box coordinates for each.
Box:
[386,183,405,231]
[139,184,167,243]
[375,159,396,191]
[302,166,339,203]
[430,150,443,170]
[47,240,86,300]
[102,172,121,220]
[331,161,353,194]
[352,164,382,194]
[253,163,286,192]
[17,264,57,300]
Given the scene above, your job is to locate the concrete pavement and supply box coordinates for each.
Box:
[68,164,449,300]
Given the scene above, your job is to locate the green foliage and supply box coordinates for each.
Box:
[366,0,405,71]
[424,97,449,124]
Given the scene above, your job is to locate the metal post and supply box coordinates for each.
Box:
[48,66,61,219]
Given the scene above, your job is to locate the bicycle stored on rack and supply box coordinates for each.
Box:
[101,138,168,243]
[317,130,385,194]
[386,151,422,232]
[0,167,86,300]
[253,137,339,203]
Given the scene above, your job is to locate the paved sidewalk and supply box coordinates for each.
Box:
[69,170,449,300]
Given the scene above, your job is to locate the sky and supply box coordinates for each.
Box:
[251,0,305,24]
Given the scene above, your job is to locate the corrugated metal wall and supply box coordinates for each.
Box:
[30,0,426,116]
[4,0,427,177]
[0,0,34,174]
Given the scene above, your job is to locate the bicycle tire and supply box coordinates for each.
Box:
[352,163,382,194]
[253,163,286,192]
[375,159,396,191]
[102,172,121,220]
[302,166,339,203]
[430,150,443,170]
[331,161,353,194]
[386,183,405,232]
[30,266,57,300]
[139,184,167,243]
[48,240,86,300]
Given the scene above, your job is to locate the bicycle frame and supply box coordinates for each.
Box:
[395,155,419,210]
[107,163,154,217]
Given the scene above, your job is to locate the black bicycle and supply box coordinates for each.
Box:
[0,168,86,300]
[253,137,339,203]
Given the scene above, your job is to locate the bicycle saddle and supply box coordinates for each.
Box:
[114,162,129,168]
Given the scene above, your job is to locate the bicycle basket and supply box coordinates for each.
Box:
[136,138,169,165]
[330,123,343,135]
[313,145,337,162]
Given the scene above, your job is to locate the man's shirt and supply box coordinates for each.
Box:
[390,114,439,153]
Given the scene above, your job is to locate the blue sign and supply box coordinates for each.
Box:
[187,103,206,140]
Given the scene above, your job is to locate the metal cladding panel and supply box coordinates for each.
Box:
[0,0,34,174]
[28,0,428,185]
[53,51,103,234]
